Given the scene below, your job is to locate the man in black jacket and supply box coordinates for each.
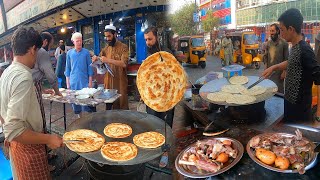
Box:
[143,27,174,128]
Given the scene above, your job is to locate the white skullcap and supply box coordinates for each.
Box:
[105,25,116,31]
[71,32,82,41]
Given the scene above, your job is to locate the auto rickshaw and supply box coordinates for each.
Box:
[177,35,207,69]
[220,31,262,69]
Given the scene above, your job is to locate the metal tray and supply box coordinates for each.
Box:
[246,133,318,173]
[199,76,278,106]
[175,137,244,178]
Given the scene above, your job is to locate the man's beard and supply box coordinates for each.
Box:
[271,34,279,42]
[43,44,49,51]
[107,38,116,46]
[147,42,160,55]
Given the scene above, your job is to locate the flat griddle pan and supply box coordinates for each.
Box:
[67,110,173,165]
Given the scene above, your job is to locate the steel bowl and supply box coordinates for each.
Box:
[246,133,318,173]
[175,137,244,178]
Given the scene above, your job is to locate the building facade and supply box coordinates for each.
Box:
[236,0,320,44]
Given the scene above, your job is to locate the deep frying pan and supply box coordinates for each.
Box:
[199,76,278,106]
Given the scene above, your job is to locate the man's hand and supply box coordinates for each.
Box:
[88,81,92,88]
[101,56,110,63]
[262,66,275,79]
[92,55,98,62]
[280,70,286,80]
[55,91,62,96]
[47,134,63,150]
[43,89,55,95]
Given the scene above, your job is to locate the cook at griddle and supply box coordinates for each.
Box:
[262,8,320,124]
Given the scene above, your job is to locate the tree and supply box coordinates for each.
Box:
[202,10,220,33]
[169,3,197,36]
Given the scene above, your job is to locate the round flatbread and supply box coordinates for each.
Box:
[207,92,232,102]
[63,129,105,153]
[229,76,249,85]
[133,131,165,149]
[221,85,246,94]
[226,94,256,105]
[101,142,138,161]
[137,51,187,112]
[104,123,132,138]
[240,86,267,96]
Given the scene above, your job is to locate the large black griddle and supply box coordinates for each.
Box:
[67,110,173,165]
[200,76,278,106]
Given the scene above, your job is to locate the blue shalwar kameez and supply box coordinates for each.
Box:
[65,48,95,114]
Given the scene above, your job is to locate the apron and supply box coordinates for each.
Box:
[9,141,50,180]
[34,81,47,133]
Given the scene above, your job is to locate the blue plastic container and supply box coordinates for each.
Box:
[0,148,13,180]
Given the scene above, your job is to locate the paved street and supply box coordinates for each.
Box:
[183,55,265,83]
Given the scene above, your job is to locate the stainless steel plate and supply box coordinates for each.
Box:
[175,137,244,178]
[199,76,278,106]
[246,133,318,173]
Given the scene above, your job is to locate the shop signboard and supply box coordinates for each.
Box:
[6,0,74,29]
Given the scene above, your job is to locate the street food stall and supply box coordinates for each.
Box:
[51,51,320,179]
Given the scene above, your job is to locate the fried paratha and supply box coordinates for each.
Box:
[133,131,165,149]
[104,123,132,138]
[137,51,187,112]
[221,84,247,94]
[229,76,249,85]
[63,129,105,153]
[207,92,232,102]
[101,142,138,161]
[226,94,256,105]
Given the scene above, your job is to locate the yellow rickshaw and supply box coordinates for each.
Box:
[177,35,207,69]
[220,31,262,69]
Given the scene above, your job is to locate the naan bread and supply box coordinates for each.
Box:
[229,76,249,85]
[63,129,105,153]
[101,142,138,161]
[221,85,246,94]
[133,131,165,149]
[104,123,132,138]
[207,92,232,102]
[240,86,267,96]
[226,94,256,105]
[137,51,187,112]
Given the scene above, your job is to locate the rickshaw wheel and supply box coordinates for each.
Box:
[254,61,260,69]
[199,61,206,69]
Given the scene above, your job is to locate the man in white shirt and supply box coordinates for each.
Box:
[0,27,63,179]
[54,39,65,60]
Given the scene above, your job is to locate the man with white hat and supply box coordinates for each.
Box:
[92,24,129,109]
[315,32,320,63]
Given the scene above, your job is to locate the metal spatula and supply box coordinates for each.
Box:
[63,139,84,143]
[247,71,275,89]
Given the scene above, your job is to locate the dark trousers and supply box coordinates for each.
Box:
[146,106,175,128]
[284,98,312,123]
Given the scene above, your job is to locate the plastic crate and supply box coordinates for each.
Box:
[0,148,13,180]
